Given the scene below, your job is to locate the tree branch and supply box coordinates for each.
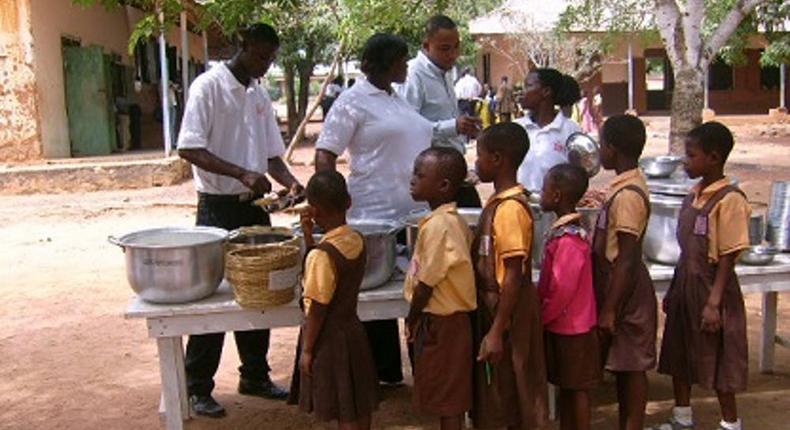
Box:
[683,0,705,66]
[704,0,767,68]
[654,0,686,68]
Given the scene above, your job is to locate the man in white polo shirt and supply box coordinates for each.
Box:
[177,23,301,418]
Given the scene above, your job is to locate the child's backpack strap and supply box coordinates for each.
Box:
[474,190,535,293]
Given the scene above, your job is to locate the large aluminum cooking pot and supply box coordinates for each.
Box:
[294,220,402,290]
[401,208,482,256]
[644,193,683,264]
[109,226,228,303]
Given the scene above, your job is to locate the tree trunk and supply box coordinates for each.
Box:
[297,61,314,121]
[668,66,705,154]
[283,65,299,138]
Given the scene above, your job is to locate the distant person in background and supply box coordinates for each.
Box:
[581,86,603,136]
[398,14,482,208]
[479,83,495,129]
[495,75,514,123]
[320,76,345,118]
[455,67,482,117]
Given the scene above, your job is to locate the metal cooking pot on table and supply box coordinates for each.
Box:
[109,226,228,304]
[401,208,482,257]
[294,220,402,290]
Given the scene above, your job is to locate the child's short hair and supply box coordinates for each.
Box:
[424,15,457,38]
[306,171,350,212]
[479,122,530,165]
[546,163,589,205]
[601,114,646,159]
[418,147,467,192]
[687,121,734,162]
[360,33,408,76]
[239,23,280,47]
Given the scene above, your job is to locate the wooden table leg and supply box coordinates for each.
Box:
[548,384,557,420]
[157,336,187,430]
[760,291,778,374]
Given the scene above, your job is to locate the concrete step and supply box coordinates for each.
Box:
[0,152,192,195]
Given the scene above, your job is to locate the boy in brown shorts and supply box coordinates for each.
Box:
[404,147,477,430]
[594,114,657,430]
[471,122,548,429]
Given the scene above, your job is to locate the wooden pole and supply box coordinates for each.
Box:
[780,63,786,110]
[180,5,189,102]
[284,47,343,165]
[158,2,172,156]
[627,41,634,112]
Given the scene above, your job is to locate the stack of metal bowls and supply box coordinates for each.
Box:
[766,181,790,251]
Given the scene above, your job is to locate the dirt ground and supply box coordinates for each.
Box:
[1,116,790,430]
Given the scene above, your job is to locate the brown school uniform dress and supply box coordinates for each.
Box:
[592,170,657,372]
[288,228,378,422]
[658,180,750,393]
[471,185,549,429]
[404,203,477,417]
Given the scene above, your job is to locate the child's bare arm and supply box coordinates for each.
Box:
[406,283,433,341]
[701,252,736,332]
[478,256,523,363]
[599,232,639,335]
[300,302,328,375]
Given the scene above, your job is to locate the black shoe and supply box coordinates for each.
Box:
[189,394,226,418]
[238,378,289,400]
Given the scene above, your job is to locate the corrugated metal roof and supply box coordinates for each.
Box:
[469,0,570,35]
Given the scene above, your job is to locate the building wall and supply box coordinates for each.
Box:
[28,0,206,160]
[474,32,789,117]
[0,0,41,162]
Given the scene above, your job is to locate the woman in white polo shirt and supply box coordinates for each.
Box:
[314,33,432,384]
[515,68,582,194]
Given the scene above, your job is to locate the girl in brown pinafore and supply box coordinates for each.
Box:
[594,115,657,430]
[652,123,750,430]
[288,172,378,430]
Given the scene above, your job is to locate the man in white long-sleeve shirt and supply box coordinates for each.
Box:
[398,15,482,207]
[455,67,482,117]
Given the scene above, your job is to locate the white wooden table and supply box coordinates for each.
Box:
[126,255,790,430]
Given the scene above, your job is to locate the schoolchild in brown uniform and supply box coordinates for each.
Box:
[652,122,751,430]
[471,122,549,429]
[537,164,600,430]
[405,147,477,429]
[594,114,657,430]
[288,171,378,430]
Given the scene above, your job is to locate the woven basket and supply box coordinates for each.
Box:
[226,226,301,253]
[225,245,301,309]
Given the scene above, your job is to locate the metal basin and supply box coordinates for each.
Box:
[644,193,683,264]
[109,227,228,303]
[566,132,601,177]
[294,220,402,290]
[739,245,778,266]
[640,155,684,179]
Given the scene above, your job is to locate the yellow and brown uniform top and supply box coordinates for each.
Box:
[689,177,751,263]
[602,169,650,263]
[487,185,534,288]
[404,203,477,316]
[302,224,363,314]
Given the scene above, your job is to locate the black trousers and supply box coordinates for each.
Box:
[185,193,272,396]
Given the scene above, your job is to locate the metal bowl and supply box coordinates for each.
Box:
[640,155,684,179]
[294,220,402,290]
[109,226,228,303]
[566,132,601,177]
[739,245,778,266]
